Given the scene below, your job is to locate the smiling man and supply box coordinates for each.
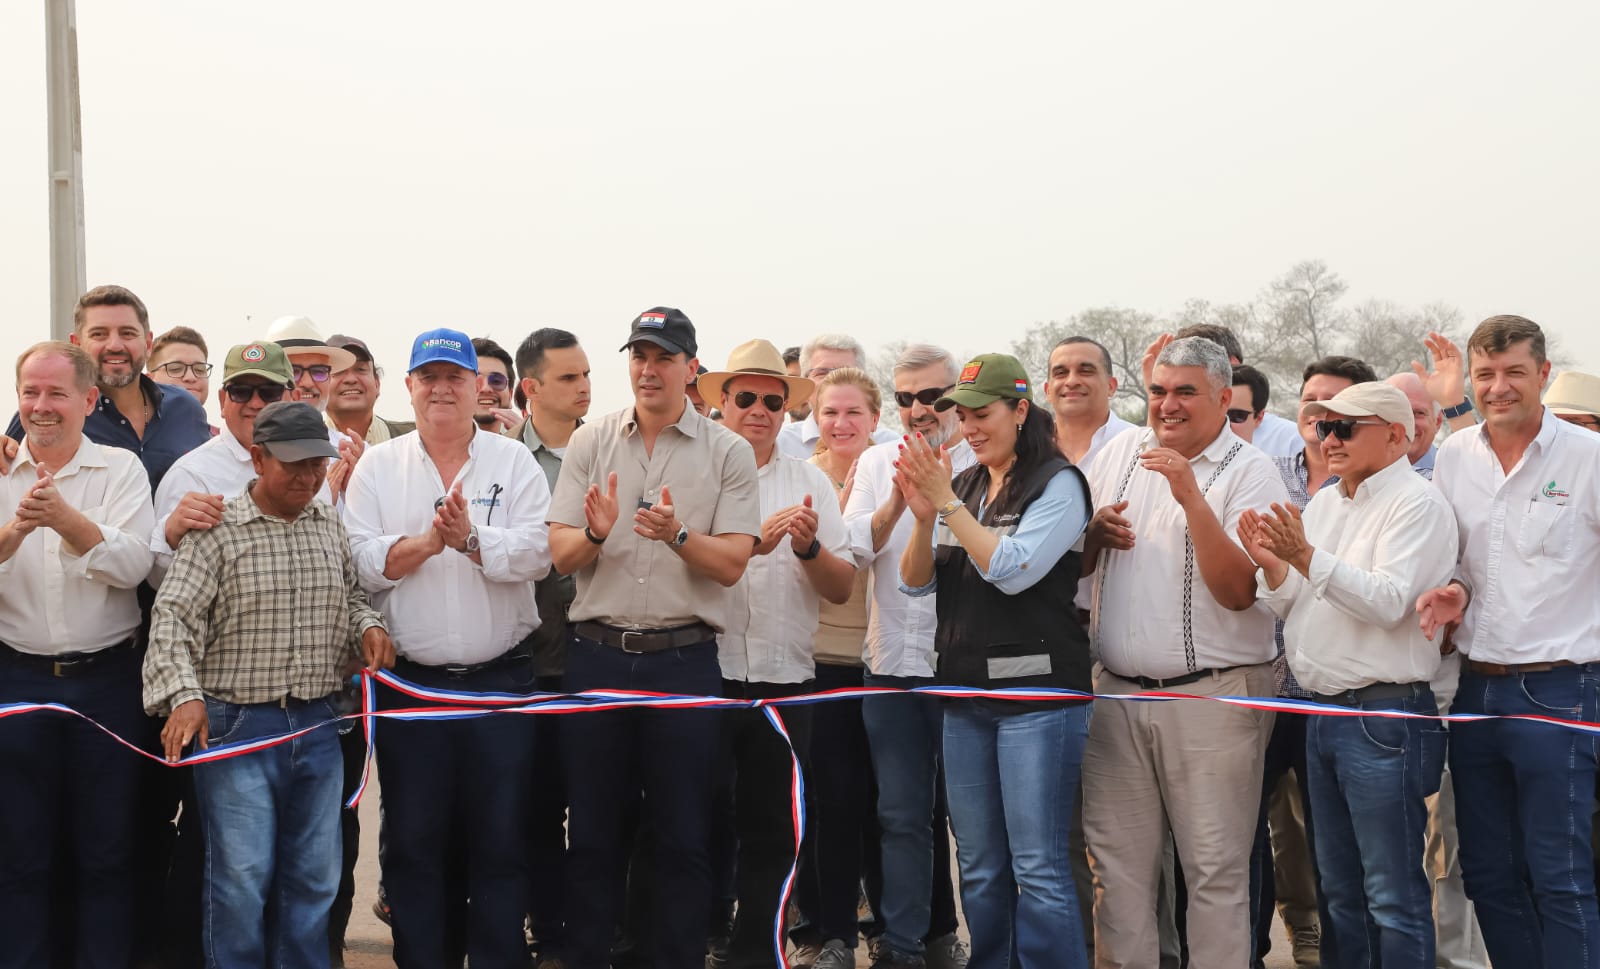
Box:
[471,337,521,433]
[325,334,415,445]
[1047,336,1134,470]
[1080,335,1288,969]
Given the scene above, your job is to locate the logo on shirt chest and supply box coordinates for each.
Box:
[1543,480,1570,500]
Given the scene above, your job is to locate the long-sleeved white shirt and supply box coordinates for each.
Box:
[344,428,551,665]
[1087,424,1288,679]
[718,455,852,684]
[1434,409,1600,665]
[1259,456,1458,694]
[0,436,154,654]
[842,438,975,677]
[148,426,334,586]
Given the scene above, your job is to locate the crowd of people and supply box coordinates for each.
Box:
[2,283,1599,969]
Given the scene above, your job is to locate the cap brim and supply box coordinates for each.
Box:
[621,334,689,356]
[1300,400,1382,422]
[260,439,340,462]
[934,387,1004,412]
[224,368,293,386]
[1549,404,1600,417]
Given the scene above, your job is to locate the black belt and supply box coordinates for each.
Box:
[395,648,530,679]
[1314,681,1425,707]
[575,621,716,654]
[1121,666,1238,691]
[0,638,137,678]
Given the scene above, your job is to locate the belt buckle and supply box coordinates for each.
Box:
[444,664,472,677]
[53,660,65,678]
[619,630,646,654]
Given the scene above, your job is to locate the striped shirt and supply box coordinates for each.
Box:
[142,486,386,715]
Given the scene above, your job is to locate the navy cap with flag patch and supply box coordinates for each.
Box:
[620,306,697,358]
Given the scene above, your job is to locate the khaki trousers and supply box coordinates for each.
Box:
[1084,663,1275,969]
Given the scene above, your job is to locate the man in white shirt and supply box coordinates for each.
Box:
[344,328,553,969]
[1417,315,1600,969]
[842,344,973,969]
[1244,381,1457,965]
[0,341,155,967]
[1080,335,1288,969]
[1046,336,1136,470]
[697,340,855,968]
[777,333,901,459]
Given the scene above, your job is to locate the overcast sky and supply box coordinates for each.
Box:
[3,1,1597,421]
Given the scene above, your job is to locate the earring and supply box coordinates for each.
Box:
[1016,423,1023,433]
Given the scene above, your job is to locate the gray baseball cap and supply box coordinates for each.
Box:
[252,401,341,461]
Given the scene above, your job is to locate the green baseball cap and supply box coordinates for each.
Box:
[935,353,1034,411]
[223,341,294,385]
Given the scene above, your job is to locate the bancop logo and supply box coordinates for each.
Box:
[422,338,462,352]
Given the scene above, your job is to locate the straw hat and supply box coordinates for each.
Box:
[696,339,815,403]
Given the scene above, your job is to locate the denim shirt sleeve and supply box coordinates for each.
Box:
[978,470,1089,596]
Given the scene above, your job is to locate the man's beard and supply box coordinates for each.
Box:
[97,369,138,390]
[920,419,956,450]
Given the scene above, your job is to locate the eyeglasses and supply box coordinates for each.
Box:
[733,391,786,412]
[292,364,333,383]
[1314,418,1387,442]
[484,372,511,391]
[156,361,213,379]
[894,385,956,408]
[223,383,289,404]
[1226,408,1258,424]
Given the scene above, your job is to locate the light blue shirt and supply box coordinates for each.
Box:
[901,468,1089,598]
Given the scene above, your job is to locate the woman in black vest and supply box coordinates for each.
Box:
[895,353,1093,969]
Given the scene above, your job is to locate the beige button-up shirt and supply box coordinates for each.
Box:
[548,400,761,632]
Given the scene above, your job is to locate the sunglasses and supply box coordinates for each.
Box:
[1314,418,1387,442]
[733,391,786,413]
[894,384,956,408]
[292,364,333,382]
[156,361,213,379]
[484,372,511,391]
[1226,408,1258,424]
[224,383,289,404]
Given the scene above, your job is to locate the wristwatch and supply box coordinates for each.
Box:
[669,522,690,547]
[1441,398,1475,420]
[795,537,821,561]
[462,526,480,555]
[936,498,964,520]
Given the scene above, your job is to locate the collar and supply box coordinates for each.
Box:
[98,374,167,418]
[800,412,821,442]
[622,398,700,440]
[1411,445,1437,473]
[1197,422,1243,463]
[221,426,253,463]
[520,415,582,454]
[11,434,105,479]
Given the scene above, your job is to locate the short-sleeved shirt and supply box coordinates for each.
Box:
[548,402,761,632]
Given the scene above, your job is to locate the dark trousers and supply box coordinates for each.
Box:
[0,646,146,969]
[528,673,569,957]
[711,679,814,969]
[330,714,367,953]
[1249,710,1324,968]
[376,662,537,969]
[562,635,723,969]
[794,663,884,948]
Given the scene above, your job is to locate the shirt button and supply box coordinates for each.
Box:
[637,577,645,584]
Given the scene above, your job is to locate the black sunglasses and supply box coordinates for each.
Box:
[894,384,956,408]
[1314,418,1387,442]
[1226,408,1258,424]
[483,372,511,391]
[292,364,333,382]
[224,383,289,404]
[733,391,786,413]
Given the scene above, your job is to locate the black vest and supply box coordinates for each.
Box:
[933,456,1093,694]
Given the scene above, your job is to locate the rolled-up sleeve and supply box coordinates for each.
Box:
[979,470,1090,595]
[476,448,552,583]
[60,458,154,589]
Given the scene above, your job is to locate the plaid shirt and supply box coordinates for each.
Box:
[142,485,386,715]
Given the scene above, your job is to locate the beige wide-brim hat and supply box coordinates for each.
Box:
[1545,370,1600,418]
[697,339,815,404]
[264,315,358,372]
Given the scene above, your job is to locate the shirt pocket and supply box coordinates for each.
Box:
[1517,500,1574,560]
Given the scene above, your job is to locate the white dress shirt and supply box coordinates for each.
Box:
[1434,409,1600,664]
[842,437,976,677]
[778,414,902,461]
[344,428,552,666]
[1077,412,1137,473]
[1251,413,1305,458]
[1259,456,1459,694]
[0,436,154,654]
[1088,424,1289,679]
[719,455,852,683]
[149,426,334,586]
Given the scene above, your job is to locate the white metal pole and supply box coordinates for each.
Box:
[45,0,86,342]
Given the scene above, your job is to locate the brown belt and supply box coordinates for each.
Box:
[575,621,716,654]
[1466,659,1576,677]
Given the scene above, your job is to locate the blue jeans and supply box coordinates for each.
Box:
[943,702,1090,969]
[1305,686,1443,969]
[0,646,146,969]
[1451,665,1600,969]
[193,694,344,969]
[862,672,948,958]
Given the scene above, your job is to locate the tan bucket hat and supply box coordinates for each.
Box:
[697,339,815,404]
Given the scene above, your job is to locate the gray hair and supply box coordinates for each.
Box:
[892,343,959,383]
[1154,336,1232,391]
[801,333,867,374]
